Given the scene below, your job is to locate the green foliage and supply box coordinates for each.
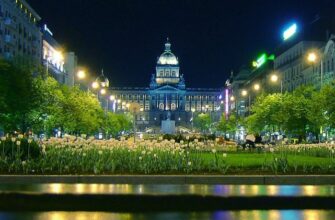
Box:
[194,113,212,133]
[245,84,335,140]
[0,59,41,132]
[0,59,129,136]
[0,137,40,161]
[104,112,132,136]
[217,113,238,137]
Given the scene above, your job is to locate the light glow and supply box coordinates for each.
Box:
[256,53,267,68]
[283,23,297,41]
[253,83,260,91]
[307,52,317,63]
[77,70,86,79]
[53,51,63,63]
[225,89,229,117]
[241,90,248,97]
[92,82,99,89]
[100,88,106,95]
[271,74,279,82]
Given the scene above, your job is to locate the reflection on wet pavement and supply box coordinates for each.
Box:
[0,184,334,197]
[1,210,335,220]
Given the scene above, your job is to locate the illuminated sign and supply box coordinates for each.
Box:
[283,23,297,41]
[225,89,229,118]
[252,53,275,69]
[44,24,53,36]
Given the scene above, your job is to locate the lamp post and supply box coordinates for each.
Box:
[110,95,115,112]
[129,103,140,143]
[241,83,260,117]
[307,52,323,87]
[191,108,195,131]
[100,88,108,112]
[241,90,250,116]
[270,73,283,94]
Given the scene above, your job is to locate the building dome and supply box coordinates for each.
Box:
[95,70,110,88]
[157,39,179,65]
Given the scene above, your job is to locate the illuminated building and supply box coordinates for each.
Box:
[109,39,224,130]
[42,24,78,86]
[0,0,41,62]
[42,24,66,83]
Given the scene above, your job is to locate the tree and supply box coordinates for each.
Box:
[245,93,285,134]
[194,113,211,133]
[217,113,238,138]
[103,112,132,137]
[0,59,41,133]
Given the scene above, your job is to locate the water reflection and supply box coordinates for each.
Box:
[0,184,334,197]
[1,210,335,220]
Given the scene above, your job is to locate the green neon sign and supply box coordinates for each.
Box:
[252,53,275,69]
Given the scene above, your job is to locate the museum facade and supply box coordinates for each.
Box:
[109,40,224,130]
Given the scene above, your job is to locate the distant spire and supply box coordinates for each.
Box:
[101,69,104,75]
[165,37,171,52]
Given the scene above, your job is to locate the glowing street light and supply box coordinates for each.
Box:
[307,52,317,63]
[241,90,248,97]
[270,73,283,94]
[307,52,323,87]
[271,74,279,82]
[109,95,115,101]
[92,81,100,90]
[100,88,106,95]
[77,70,86,79]
[230,96,235,101]
[253,83,260,91]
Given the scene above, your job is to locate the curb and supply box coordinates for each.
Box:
[0,175,334,185]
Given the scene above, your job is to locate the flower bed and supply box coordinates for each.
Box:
[0,136,334,175]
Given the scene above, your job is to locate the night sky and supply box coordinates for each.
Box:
[28,0,334,88]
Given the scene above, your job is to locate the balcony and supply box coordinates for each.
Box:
[4,35,15,46]
[4,17,16,29]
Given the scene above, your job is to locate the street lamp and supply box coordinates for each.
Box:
[77,70,86,80]
[100,88,106,95]
[270,73,283,94]
[191,108,195,131]
[307,52,323,87]
[92,81,100,90]
[109,95,116,112]
[241,90,251,116]
[253,83,260,91]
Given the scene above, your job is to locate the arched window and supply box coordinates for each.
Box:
[171,103,176,111]
[159,103,164,111]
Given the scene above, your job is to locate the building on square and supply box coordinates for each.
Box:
[109,40,224,131]
[0,0,42,62]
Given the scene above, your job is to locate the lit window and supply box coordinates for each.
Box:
[171,103,176,111]
[159,103,164,110]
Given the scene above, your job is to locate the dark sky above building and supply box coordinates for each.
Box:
[28,0,334,88]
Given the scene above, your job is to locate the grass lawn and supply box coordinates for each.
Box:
[200,153,333,167]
